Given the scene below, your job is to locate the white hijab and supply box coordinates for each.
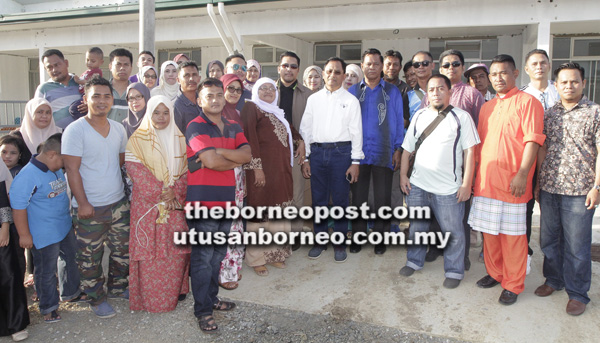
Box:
[151,61,179,101]
[251,77,293,167]
[20,98,61,154]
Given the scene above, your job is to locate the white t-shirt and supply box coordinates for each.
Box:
[402,106,480,195]
[62,117,127,207]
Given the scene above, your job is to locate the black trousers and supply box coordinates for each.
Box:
[351,165,393,235]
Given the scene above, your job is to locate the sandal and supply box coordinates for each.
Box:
[253,265,269,276]
[213,299,236,311]
[219,282,238,290]
[66,292,88,303]
[269,261,286,269]
[238,273,242,281]
[44,310,62,324]
[198,315,218,334]
[30,291,39,302]
[23,274,34,287]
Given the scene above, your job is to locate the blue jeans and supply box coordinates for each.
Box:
[406,184,465,279]
[539,191,594,304]
[310,143,351,248]
[31,228,81,315]
[188,218,231,318]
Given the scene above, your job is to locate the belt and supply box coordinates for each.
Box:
[311,141,351,148]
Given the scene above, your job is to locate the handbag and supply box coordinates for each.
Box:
[406,105,454,177]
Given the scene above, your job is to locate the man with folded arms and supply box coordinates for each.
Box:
[534,62,600,316]
[399,74,479,289]
[300,57,363,262]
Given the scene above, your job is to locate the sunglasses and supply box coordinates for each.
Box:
[441,61,462,69]
[231,64,247,72]
[280,63,299,70]
[226,86,243,94]
[412,61,431,68]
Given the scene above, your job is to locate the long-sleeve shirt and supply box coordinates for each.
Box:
[299,87,364,161]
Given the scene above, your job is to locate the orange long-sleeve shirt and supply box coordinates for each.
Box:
[474,87,546,204]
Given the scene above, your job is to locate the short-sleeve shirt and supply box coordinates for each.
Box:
[520,81,559,111]
[539,96,600,196]
[174,88,202,135]
[35,76,81,128]
[186,113,248,208]
[62,117,127,207]
[9,157,71,249]
[107,82,130,123]
[403,106,480,195]
[473,87,546,204]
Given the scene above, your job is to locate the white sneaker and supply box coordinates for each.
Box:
[526,254,532,275]
[12,330,28,342]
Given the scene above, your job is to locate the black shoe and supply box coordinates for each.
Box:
[399,266,415,276]
[349,244,362,253]
[425,248,443,262]
[292,242,301,251]
[498,289,518,305]
[178,294,187,302]
[374,244,386,255]
[464,257,471,271]
[476,275,500,289]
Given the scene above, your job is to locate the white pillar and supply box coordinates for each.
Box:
[537,20,551,56]
[139,0,155,56]
[38,46,47,84]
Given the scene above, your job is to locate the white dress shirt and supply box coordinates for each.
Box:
[299,87,364,161]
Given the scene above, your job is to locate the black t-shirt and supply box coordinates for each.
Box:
[279,80,297,125]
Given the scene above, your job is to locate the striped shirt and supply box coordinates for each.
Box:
[108,81,130,123]
[185,112,248,208]
[34,76,81,126]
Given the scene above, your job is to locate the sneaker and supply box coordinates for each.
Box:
[90,301,116,318]
[526,254,532,275]
[308,246,326,259]
[443,278,461,289]
[109,289,129,300]
[334,248,347,263]
[11,330,28,342]
[399,266,415,277]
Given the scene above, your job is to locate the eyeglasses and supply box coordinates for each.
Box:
[127,95,144,102]
[144,74,157,79]
[227,86,243,94]
[231,64,247,72]
[412,61,431,68]
[441,61,462,69]
[280,63,299,70]
[258,86,276,92]
[324,69,342,75]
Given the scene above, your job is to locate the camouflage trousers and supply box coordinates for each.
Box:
[72,196,130,305]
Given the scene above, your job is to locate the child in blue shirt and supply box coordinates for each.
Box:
[10,133,82,323]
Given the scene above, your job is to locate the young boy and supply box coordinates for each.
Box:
[75,47,104,94]
[10,133,82,323]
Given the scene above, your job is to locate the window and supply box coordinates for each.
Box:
[157,49,201,71]
[251,46,286,80]
[29,58,39,99]
[551,36,600,103]
[314,43,362,69]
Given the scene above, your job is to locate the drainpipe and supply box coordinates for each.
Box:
[207,3,233,55]
[217,2,243,54]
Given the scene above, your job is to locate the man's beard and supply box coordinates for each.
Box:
[434,103,445,111]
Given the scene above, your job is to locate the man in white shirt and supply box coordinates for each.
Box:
[399,74,480,289]
[300,57,364,262]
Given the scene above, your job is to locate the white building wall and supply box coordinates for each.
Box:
[0,55,29,101]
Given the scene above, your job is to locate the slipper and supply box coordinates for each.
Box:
[66,292,88,303]
[219,282,238,290]
[213,299,236,311]
[23,274,34,287]
[44,310,61,324]
[253,265,268,276]
[269,262,286,269]
[198,315,218,334]
[238,273,242,281]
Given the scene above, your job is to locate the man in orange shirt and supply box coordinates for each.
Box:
[468,54,545,305]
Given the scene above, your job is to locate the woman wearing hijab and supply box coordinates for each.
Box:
[151,61,179,101]
[206,60,224,79]
[303,65,324,92]
[241,77,305,276]
[220,74,244,123]
[20,98,61,155]
[141,66,158,90]
[244,59,261,91]
[0,162,30,342]
[123,83,151,138]
[126,95,190,313]
[344,64,364,90]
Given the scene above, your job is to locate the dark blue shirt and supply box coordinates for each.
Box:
[174,87,202,135]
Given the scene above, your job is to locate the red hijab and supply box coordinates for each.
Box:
[220,74,243,123]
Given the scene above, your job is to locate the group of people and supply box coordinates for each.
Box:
[0,42,597,341]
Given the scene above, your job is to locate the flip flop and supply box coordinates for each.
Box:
[253,265,268,276]
[44,310,61,324]
[269,262,286,269]
[219,282,238,290]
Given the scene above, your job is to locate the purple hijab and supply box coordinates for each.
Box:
[122,82,151,137]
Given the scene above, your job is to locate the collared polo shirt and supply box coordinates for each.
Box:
[107,81,130,123]
[174,88,202,135]
[34,76,81,126]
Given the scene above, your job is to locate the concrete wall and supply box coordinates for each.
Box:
[0,55,29,101]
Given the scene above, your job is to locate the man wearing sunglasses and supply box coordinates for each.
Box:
[418,49,484,270]
[406,51,435,120]
[225,53,252,111]
[276,51,312,248]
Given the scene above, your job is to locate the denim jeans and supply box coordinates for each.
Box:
[405,184,465,279]
[188,218,231,318]
[310,143,351,248]
[539,191,594,304]
[31,228,81,315]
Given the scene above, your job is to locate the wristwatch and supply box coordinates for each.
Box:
[594,185,600,192]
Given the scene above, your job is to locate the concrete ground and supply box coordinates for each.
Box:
[225,203,600,343]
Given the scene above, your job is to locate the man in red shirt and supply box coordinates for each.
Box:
[468,54,545,305]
